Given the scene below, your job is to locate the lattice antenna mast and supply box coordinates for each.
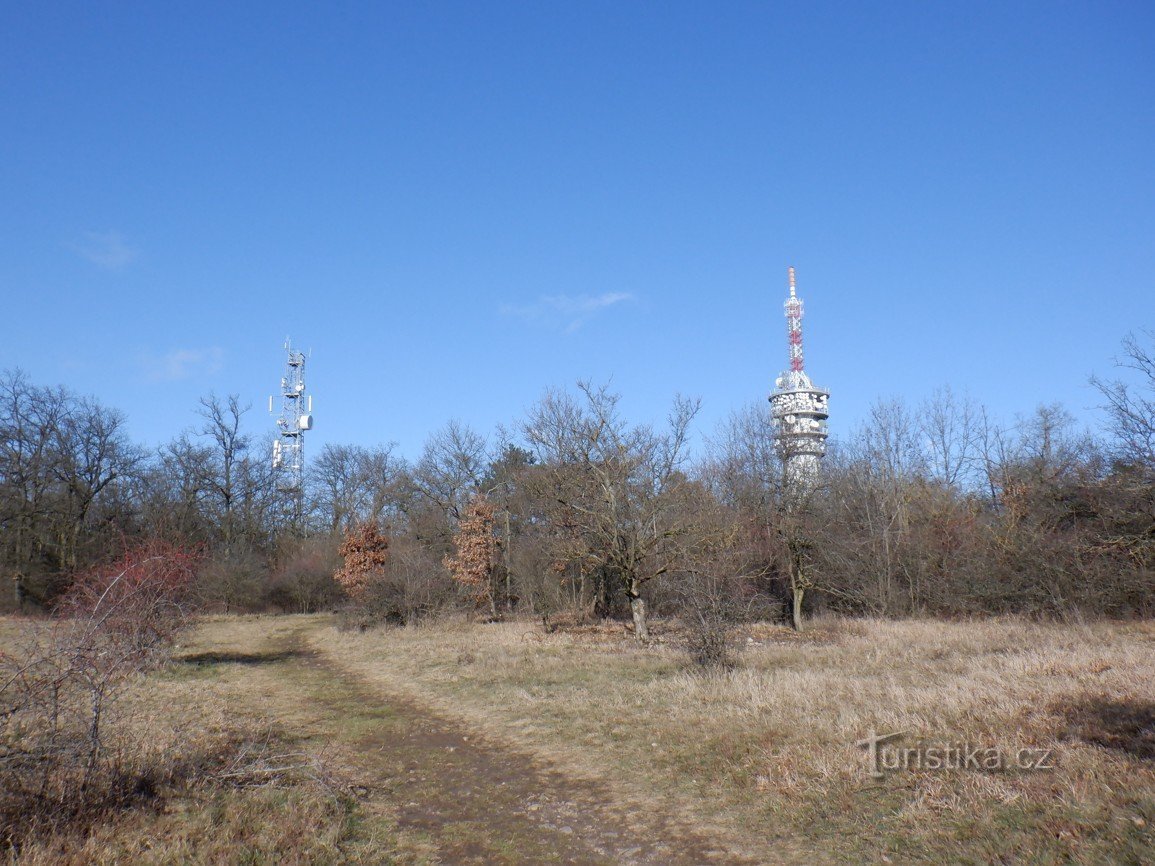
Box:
[270,338,313,527]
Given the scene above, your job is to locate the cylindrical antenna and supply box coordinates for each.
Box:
[784,266,805,372]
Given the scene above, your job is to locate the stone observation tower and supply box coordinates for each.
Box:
[769,267,829,491]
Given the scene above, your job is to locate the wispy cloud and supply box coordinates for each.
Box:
[501,292,635,332]
[74,230,139,270]
[140,347,225,381]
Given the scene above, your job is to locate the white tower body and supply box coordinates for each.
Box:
[271,339,311,526]
[769,268,829,492]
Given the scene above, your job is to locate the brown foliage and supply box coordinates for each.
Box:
[444,494,498,607]
[334,522,391,601]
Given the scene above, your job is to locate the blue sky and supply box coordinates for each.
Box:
[2,2,1152,458]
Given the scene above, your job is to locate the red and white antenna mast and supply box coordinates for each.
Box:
[785,265,805,372]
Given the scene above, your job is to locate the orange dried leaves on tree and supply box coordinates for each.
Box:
[335,522,391,600]
[444,494,497,602]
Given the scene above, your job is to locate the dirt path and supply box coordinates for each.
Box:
[183,620,747,865]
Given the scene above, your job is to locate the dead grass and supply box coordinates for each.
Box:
[10,786,361,866]
[313,614,1155,864]
[4,612,1151,864]
[0,614,385,864]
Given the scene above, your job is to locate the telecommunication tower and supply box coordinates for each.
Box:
[769,267,829,492]
[270,339,313,526]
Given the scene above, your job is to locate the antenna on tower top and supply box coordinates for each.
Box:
[784,267,805,373]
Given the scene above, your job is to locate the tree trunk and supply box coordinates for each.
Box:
[503,509,513,611]
[594,569,612,619]
[487,579,500,620]
[788,544,806,632]
[629,577,649,641]
[791,584,805,631]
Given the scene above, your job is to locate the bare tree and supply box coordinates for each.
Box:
[310,444,371,533]
[523,382,700,640]
[309,442,405,532]
[1092,331,1155,472]
[412,421,488,520]
[976,405,1016,509]
[701,403,781,512]
[196,394,249,550]
[920,386,981,489]
[1009,403,1097,494]
[360,445,406,525]
[144,435,216,542]
[0,373,145,604]
[844,398,925,614]
[192,394,279,552]
[50,397,144,570]
[669,494,760,667]
[0,372,69,597]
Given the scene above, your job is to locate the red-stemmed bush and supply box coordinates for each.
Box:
[0,539,201,847]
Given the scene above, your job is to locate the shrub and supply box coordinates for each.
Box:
[266,537,343,613]
[0,540,199,848]
[678,571,746,671]
[338,536,456,629]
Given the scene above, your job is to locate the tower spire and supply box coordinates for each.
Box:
[785,266,805,372]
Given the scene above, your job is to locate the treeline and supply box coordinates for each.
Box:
[2,333,1152,627]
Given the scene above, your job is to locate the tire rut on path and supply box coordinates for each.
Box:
[274,622,748,865]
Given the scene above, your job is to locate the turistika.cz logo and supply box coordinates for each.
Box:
[856,731,1056,779]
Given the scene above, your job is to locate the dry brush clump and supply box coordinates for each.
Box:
[668,516,773,671]
[266,535,344,613]
[336,522,455,627]
[0,540,199,849]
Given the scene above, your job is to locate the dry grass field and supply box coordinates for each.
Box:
[2,613,1153,864]
[316,615,1155,864]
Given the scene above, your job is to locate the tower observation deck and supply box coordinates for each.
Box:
[769,268,829,490]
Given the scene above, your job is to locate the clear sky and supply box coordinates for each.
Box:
[2,2,1152,459]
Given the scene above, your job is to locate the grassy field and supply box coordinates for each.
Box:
[2,615,387,865]
[314,615,1155,864]
[2,613,1153,864]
